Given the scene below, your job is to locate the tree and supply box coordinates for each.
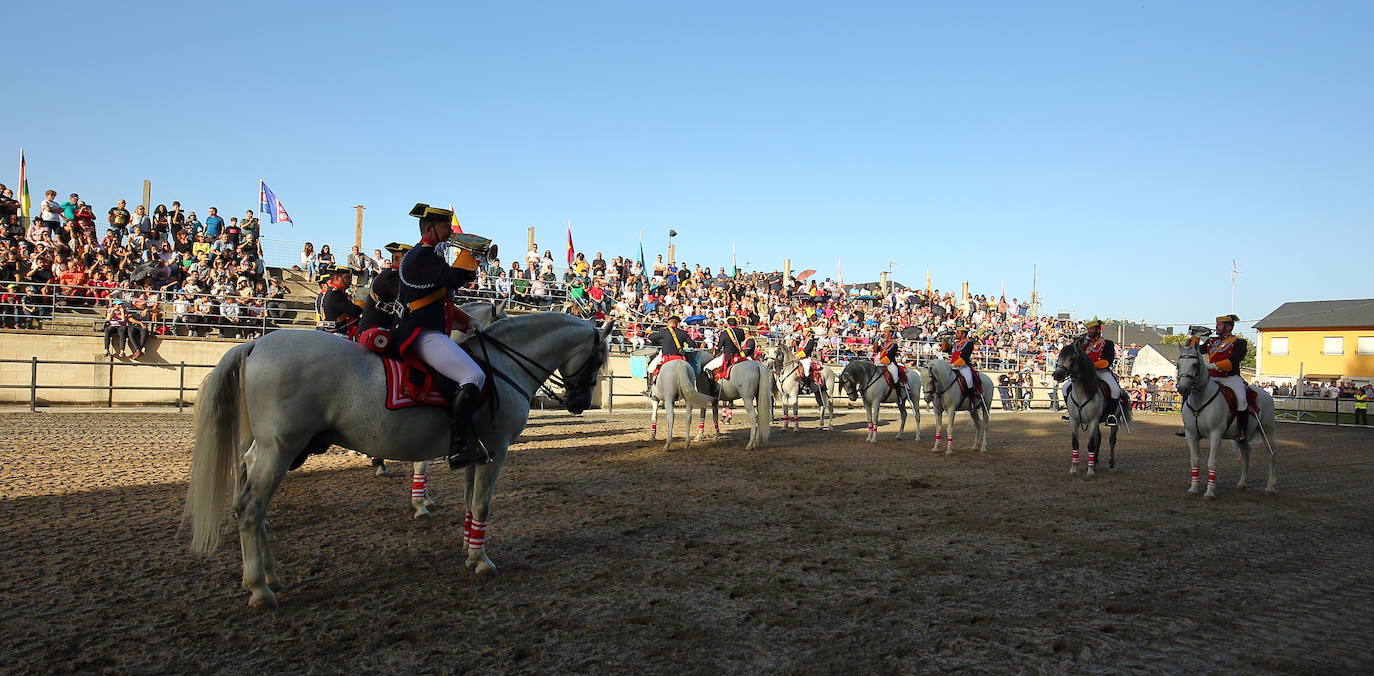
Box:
[1162,334,1189,345]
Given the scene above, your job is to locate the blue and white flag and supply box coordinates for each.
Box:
[258,180,293,225]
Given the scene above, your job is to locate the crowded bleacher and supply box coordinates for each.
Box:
[1,181,1087,375]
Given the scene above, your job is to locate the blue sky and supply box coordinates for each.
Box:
[6,1,1371,332]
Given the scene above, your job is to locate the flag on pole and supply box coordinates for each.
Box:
[448,203,463,234]
[836,257,843,287]
[258,180,293,225]
[17,149,31,221]
[925,269,932,294]
[566,220,575,265]
[638,240,647,276]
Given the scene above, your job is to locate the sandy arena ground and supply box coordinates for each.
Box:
[1,407,1372,673]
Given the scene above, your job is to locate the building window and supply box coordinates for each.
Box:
[1323,337,1344,355]
[1358,336,1374,356]
[1269,337,1288,356]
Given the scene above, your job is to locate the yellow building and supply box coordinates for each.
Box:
[1254,299,1374,383]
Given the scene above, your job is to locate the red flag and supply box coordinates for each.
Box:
[566,221,575,265]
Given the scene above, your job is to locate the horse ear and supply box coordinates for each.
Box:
[598,319,615,342]
[493,298,507,317]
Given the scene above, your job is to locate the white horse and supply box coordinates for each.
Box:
[837,359,922,443]
[766,344,836,431]
[1052,338,1131,478]
[1176,344,1278,499]
[647,356,715,450]
[696,359,773,450]
[924,359,993,454]
[185,313,612,608]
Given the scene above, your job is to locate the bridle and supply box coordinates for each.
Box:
[473,326,604,408]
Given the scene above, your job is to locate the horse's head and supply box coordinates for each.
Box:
[1176,345,1202,398]
[839,362,860,401]
[560,319,613,414]
[1051,341,1081,382]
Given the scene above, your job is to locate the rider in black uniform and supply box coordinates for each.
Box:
[645,315,697,394]
[392,203,488,469]
[705,316,747,379]
[357,242,410,332]
[316,264,362,337]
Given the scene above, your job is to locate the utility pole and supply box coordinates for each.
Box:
[1231,259,1242,315]
[352,205,365,251]
[1031,263,1039,318]
[528,226,536,253]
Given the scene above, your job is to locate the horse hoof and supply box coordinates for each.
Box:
[475,562,499,578]
[247,589,278,611]
[944,449,954,456]
[895,435,904,441]
[374,465,388,477]
[1204,491,1217,500]
[267,577,284,593]
[1085,470,1095,479]
[1235,482,1248,490]
[413,507,432,519]
[1186,486,1199,495]
[422,497,437,509]
[1070,466,1078,475]
[1265,486,1278,495]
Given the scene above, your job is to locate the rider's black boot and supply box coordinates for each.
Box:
[1233,409,1250,439]
[446,384,491,470]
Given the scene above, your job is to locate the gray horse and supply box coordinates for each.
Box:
[696,360,773,450]
[1176,344,1278,499]
[1052,338,1131,478]
[838,359,921,443]
[766,344,836,432]
[924,359,993,454]
[185,312,612,608]
[647,355,715,450]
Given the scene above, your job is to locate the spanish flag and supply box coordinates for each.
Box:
[447,203,463,234]
[18,149,31,221]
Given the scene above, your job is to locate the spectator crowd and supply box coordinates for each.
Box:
[0,184,290,354]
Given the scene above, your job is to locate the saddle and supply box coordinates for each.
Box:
[714,353,745,380]
[1219,386,1261,433]
[880,364,909,392]
[358,327,484,411]
[955,367,983,399]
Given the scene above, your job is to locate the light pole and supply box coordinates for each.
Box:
[667,228,677,265]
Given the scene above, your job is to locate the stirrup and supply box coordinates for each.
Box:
[447,442,492,470]
[1105,415,1118,428]
[1060,415,1070,423]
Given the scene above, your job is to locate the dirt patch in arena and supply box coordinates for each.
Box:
[2,408,1371,673]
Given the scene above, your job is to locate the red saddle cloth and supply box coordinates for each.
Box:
[1220,386,1261,416]
[381,356,449,410]
[881,365,909,390]
[716,354,745,380]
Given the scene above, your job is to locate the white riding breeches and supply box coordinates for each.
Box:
[799,358,812,378]
[1061,370,1121,400]
[647,354,662,375]
[954,365,973,389]
[1215,375,1247,411]
[414,331,485,388]
[887,363,901,385]
[705,355,724,371]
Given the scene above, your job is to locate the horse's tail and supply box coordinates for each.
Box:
[184,340,254,555]
[755,364,773,443]
[677,369,715,410]
[1117,393,1134,433]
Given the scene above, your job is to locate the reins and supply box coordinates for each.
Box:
[471,326,602,408]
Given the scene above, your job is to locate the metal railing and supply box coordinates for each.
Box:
[0,357,216,412]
